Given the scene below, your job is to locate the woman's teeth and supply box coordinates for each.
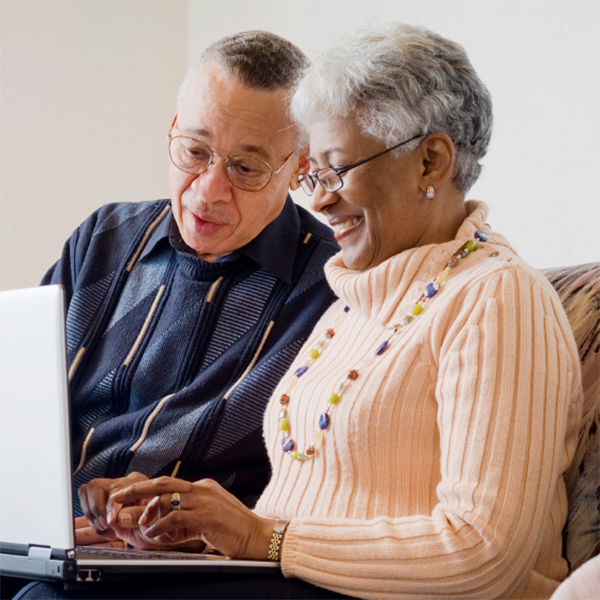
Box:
[333,218,360,233]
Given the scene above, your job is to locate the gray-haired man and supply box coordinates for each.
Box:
[43,31,337,546]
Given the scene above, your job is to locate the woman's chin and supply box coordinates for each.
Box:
[341,246,374,272]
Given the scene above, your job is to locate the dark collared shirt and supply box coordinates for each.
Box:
[141,196,302,284]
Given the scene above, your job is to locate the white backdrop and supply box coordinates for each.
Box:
[0,1,187,290]
[1,0,598,291]
[189,0,600,270]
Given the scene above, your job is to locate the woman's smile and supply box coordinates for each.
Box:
[329,216,362,238]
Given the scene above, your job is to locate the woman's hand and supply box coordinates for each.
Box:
[111,476,278,559]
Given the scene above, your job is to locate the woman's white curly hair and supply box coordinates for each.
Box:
[292,23,493,192]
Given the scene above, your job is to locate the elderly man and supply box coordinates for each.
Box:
[43,31,337,537]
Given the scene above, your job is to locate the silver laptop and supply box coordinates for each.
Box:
[0,285,279,583]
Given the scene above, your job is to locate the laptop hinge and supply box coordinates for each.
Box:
[28,545,52,560]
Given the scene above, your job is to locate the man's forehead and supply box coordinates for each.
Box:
[176,63,296,159]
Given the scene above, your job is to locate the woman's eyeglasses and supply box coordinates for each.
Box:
[298,134,425,196]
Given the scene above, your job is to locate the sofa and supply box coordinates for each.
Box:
[542,262,600,596]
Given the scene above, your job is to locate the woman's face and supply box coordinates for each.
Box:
[308,113,436,271]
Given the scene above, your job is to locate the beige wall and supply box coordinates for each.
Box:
[0,0,187,290]
[1,1,598,292]
[188,0,600,270]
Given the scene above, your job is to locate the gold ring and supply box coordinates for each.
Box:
[170,492,181,511]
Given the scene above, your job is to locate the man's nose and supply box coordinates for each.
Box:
[191,159,233,201]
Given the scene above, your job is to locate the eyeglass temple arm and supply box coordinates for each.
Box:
[168,114,178,137]
[335,134,425,176]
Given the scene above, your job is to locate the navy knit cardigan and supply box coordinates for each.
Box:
[42,199,338,512]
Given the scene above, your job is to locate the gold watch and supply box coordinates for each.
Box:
[267,519,290,561]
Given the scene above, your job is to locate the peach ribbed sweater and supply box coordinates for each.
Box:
[255,201,583,599]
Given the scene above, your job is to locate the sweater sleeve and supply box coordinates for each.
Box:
[41,227,81,304]
[279,268,582,599]
[40,205,107,304]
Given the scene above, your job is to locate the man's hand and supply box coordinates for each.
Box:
[75,516,130,547]
[77,472,164,549]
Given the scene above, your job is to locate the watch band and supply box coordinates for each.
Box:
[267,519,290,561]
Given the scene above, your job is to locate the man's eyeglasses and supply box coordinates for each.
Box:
[168,117,295,192]
[298,133,425,196]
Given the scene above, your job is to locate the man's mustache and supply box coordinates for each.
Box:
[182,198,234,225]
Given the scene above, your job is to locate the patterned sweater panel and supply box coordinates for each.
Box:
[42,200,338,511]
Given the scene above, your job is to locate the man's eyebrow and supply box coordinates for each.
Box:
[185,127,211,138]
[238,143,271,160]
[181,128,271,160]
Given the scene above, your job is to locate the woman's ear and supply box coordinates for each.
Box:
[419,132,455,191]
[289,148,310,191]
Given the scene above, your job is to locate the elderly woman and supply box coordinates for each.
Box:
[19,24,582,600]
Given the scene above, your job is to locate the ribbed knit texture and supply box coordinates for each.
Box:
[255,201,583,600]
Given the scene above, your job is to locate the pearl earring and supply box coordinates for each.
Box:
[426,186,435,200]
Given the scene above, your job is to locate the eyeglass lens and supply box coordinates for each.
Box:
[169,137,274,191]
[298,173,316,195]
[298,168,343,196]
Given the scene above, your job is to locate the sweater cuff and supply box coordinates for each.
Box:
[279,518,299,578]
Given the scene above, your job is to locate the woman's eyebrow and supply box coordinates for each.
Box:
[307,148,345,165]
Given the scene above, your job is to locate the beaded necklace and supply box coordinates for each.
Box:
[278,226,490,461]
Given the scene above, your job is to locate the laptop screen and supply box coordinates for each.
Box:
[0,285,74,551]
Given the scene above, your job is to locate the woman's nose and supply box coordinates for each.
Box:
[310,184,339,214]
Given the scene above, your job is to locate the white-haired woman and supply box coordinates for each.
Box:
[19,24,582,600]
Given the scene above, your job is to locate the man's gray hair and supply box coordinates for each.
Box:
[178,30,308,105]
[291,24,493,192]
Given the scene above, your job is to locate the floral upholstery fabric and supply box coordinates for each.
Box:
[542,262,600,572]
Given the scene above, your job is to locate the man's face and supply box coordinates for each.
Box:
[169,61,304,261]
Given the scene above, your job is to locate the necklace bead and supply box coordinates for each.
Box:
[435,269,451,285]
[375,340,389,355]
[282,437,295,452]
[424,282,440,298]
[475,228,489,242]
[294,365,308,377]
[278,227,489,462]
[446,256,459,268]
[312,430,325,447]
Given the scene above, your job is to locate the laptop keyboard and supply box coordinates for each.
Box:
[75,546,222,561]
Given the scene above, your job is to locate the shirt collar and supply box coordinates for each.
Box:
[140,196,301,284]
